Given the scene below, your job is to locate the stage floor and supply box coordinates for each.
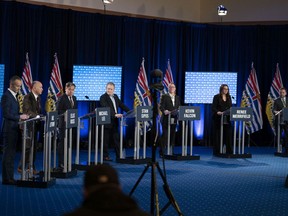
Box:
[0,146,288,216]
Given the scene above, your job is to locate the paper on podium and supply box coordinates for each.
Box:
[123,109,135,119]
[79,111,96,120]
[170,109,179,116]
[18,115,45,125]
[274,109,283,116]
[222,108,231,116]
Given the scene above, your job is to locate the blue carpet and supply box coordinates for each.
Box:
[0,147,288,216]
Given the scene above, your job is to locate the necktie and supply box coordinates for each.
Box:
[15,93,19,102]
[69,96,74,108]
[282,98,286,107]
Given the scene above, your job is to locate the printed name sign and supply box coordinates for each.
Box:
[46,111,58,132]
[178,106,200,121]
[136,106,153,121]
[95,107,111,125]
[230,107,252,121]
[66,109,78,128]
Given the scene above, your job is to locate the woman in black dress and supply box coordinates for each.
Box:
[212,84,232,155]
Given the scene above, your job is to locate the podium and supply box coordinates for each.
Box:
[17,114,56,188]
[73,111,97,170]
[51,109,78,178]
[93,107,111,164]
[116,106,152,164]
[216,107,252,158]
[274,108,288,157]
[164,106,200,160]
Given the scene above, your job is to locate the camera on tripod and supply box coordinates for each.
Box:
[129,69,183,216]
[149,69,164,92]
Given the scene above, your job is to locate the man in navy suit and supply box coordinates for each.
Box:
[274,87,288,154]
[100,82,130,160]
[160,83,181,155]
[18,81,43,174]
[56,82,77,170]
[1,76,29,185]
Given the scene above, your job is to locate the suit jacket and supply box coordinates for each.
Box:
[99,93,130,128]
[160,93,181,126]
[1,90,21,133]
[274,96,288,112]
[212,94,232,123]
[56,94,78,128]
[23,92,41,118]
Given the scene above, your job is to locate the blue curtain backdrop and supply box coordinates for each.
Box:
[1,1,288,146]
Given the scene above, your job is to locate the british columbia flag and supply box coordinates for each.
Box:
[45,53,63,112]
[265,63,283,135]
[163,59,175,94]
[18,52,33,113]
[241,63,263,134]
[134,58,152,133]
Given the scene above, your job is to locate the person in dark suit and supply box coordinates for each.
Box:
[273,87,288,154]
[56,82,77,170]
[100,82,130,160]
[64,164,150,216]
[18,81,43,174]
[212,84,233,155]
[1,76,29,185]
[160,83,181,155]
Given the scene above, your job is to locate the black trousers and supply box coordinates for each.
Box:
[161,124,177,154]
[213,121,232,155]
[2,130,20,181]
[103,125,120,158]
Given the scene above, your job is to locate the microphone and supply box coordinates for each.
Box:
[85,96,90,100]
[231,96,235,99]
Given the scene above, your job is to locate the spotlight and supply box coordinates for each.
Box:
[217,5,227,16]
[103,0,114,4]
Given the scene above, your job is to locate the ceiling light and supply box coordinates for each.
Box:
[103,0,114,4]
[217,5,227,16]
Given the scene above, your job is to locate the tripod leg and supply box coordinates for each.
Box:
[151,163,160,216]
[129,164,150,196]
[156,164,183,216]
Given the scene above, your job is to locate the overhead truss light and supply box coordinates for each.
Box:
[103,0,114,4]
[217,5,227,16]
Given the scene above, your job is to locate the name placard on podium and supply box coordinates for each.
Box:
[95,107,111,125]
[178,106,200,121]
[65,109,78,128]
[230,107,252,121]
[136,106,153,121]
[46,111,58,132]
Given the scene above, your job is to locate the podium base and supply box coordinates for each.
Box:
[285,175,288,188]
[72,162,102,171]
[163,154,200,161]
[274,152,288,157]
[17,177,56,188]
[215,153,252,158]
[116,157,151,165]
[49,169,78,178]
